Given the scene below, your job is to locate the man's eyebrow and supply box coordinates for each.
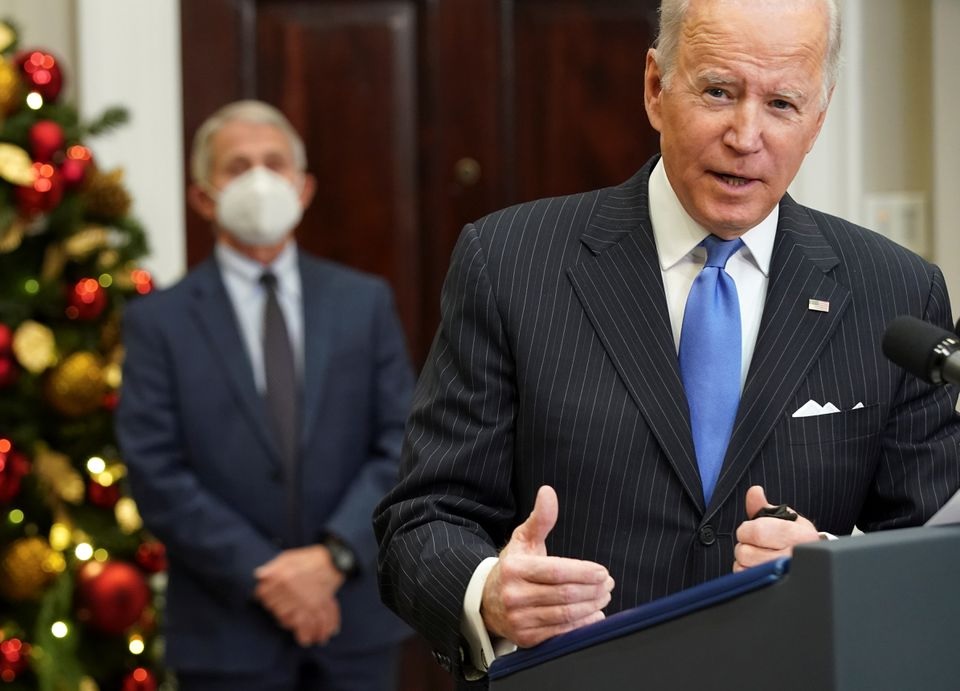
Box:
[772,88,806,102]
[697,71,737,85]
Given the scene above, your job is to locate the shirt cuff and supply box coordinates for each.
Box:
[460,556,518,674]
[818,531,839,541]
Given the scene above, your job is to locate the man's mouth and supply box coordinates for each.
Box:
[715,172,754,187]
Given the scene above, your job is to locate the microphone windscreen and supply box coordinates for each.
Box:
[881,315,954,383]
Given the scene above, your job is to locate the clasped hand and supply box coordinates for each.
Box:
[481,486,615,648]
[255,544,345,647]
[733,485,821,572]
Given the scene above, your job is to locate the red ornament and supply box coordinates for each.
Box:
[0,439,31,504]
[87,478,121,509]
[121,667,157,691]
[0,323,12,354]
[0,357,19,389]
[28,120,65,162]
[75,561,150,635]
[66,277,109,321]
[16,162,63,215]
[61,145,93,188]
[135,541,167,574]
[14,49,64,102]
[0,635,31,683]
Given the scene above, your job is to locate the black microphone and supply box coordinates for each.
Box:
[882,315,960,386]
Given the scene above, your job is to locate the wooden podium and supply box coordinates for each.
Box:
[489,525,960,690]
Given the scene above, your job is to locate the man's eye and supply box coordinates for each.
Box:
[771,99,793,110]
[706,88,727,98]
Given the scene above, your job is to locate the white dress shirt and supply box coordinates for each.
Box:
[459,159,779,674]
[215,240,305,393]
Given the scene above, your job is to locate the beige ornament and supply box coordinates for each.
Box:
[12,320,57,374]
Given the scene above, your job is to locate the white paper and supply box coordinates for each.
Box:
[925,488,960,526]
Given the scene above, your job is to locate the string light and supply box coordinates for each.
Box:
[74,543,93,561]
[51,621,68,639]
[26,91,43,109]
[86,456,106,475]
[128,634,145,655]
[7,509,24,525]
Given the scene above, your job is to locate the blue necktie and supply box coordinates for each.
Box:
[679,235,744,505]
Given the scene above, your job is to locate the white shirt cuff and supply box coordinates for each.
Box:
[460,556,518,674]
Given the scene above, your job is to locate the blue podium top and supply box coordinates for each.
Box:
[488,557,791,680]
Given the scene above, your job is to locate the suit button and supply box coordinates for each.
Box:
[698,525,716,545]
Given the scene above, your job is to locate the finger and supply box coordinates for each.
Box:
[501,554,609,586]
[510,485,559,553]
[499,576,615,609]
[744,485,772,520]
[513,609,606,649]
[517,591,613,628]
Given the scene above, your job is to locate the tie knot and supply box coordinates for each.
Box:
[260,271,278,291]
[702,235,744,269]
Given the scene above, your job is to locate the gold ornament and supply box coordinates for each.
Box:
[0,57,21,115]
[114,497,143,534]
[33,445,85,504]
[0,537,59,601]
[12,320,57,373]
[0,143,34,185]
[45,351,107,417]
[41,242,67,281]
[79,677,101,691]
[0,216,25,254]
[0,22,15,53]
[83,168,132,219]
[65,225,111,260]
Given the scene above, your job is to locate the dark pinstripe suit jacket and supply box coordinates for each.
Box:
[374,157,960,681]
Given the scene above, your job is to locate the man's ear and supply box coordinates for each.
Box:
[187,183,217,222]
[299,172,317,210]
[644,48,665,134]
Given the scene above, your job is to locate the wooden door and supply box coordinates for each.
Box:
[181,1,659,687]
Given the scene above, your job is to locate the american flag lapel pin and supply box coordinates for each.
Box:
[808,299,830,313]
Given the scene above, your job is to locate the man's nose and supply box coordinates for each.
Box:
[722,102,763,154]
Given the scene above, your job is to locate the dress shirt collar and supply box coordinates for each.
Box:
[215,240,301,298]
[647,158,777,276]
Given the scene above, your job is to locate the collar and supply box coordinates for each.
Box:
[214,240,301,297]
[648,159,777,276]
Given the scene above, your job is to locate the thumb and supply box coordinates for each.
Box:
[745,485,772,520]
[509,485,559,555]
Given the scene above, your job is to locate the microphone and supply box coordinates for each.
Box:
[882,315,960,386]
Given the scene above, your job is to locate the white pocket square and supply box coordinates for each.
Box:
[791,399,863,418]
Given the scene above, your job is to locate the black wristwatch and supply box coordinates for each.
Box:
[322,534,358,578]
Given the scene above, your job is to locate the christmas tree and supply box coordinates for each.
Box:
[0,20,167,691]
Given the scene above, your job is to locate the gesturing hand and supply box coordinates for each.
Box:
[733,485,820,572]
[481,486,615,648]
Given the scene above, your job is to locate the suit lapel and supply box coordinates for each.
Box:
[568,163,704,512]
[188,261,282,467]
[298,257,333,451]
[707,196,851,515]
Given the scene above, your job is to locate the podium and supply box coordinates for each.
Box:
[489,525,960,690]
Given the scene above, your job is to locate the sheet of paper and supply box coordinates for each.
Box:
[925,488,960,526]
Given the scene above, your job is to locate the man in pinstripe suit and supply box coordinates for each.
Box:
[375,0,960,684]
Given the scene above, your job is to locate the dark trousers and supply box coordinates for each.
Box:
[176,645,399,691]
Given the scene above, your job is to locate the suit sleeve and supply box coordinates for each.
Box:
[374,223,518,679]
[116,300,280,607]
[322,282,414,571]
[859,266,960,530]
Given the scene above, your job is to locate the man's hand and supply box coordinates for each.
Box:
[481,486,615,648]
[254,545,345,646]
[733,485,820,572]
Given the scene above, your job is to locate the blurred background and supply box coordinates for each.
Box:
[1,1,958,689]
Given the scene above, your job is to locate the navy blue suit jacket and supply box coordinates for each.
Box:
[375,158,960,682]
[118,250,413,673]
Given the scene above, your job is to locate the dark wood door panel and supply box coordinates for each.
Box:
[511,0,660,202]
[256,2,421,351]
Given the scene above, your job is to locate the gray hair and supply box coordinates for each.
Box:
[189,100,307,184]
[654,0,841,110]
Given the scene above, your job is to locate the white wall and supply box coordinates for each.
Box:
[932,0,960,316]
[76,0,185,288]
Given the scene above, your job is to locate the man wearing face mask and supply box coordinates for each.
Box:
[116,100,414,690]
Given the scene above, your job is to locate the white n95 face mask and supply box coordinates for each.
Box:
[214,167,304,246]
